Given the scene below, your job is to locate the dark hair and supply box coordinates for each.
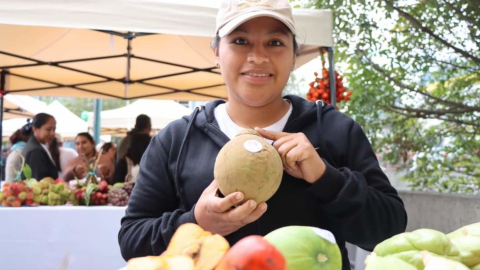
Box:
[126,133,151,165]
[133,114,151,132]
[9,121,33,144]
[101,142,115,153]
[48,136,61,171]
[211,34,300,57]
[32,113,55,129]
[76,132,97,155]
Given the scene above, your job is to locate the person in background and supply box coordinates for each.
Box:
[22,113,58,180]
[5,122,33,182]
[1,147,10,180]
[63,133,113,182]
[48,133,78,179]
[113,133,151,184]
[117,114,151,162]
[98,142,117,184]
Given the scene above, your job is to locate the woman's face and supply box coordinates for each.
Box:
[75,136,95,157]
[33,117,56,144]
[107,145,116,159]
[216,16,296,107]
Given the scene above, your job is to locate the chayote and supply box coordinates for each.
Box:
[365,253,417,270]
[373,229,460,270]
[448,222,480,267]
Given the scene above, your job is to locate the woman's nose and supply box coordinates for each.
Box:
[247,43,269,65]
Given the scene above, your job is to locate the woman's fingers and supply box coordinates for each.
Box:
[209,191,244,213]
[277,139,299,170]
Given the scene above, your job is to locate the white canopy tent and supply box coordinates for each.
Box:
[2,100,88,139]
[0,0,333,100]
[86,99,193,135]
[2,95,46,119]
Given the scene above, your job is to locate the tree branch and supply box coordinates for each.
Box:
[383,0,480,65]
[356,49,480,110]
[442,0,480,31]
[389,104,480,115]
[386,106,480,128]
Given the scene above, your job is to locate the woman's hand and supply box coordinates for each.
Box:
[255,127,326,184]
[74,164,87,179]
[194,180,267,236]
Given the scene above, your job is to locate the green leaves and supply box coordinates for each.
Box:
[84,183,98,206]
[23,164,32,180]
[295,0,480,193]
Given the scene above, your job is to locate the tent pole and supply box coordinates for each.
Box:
[125,33,133,130]
[93,99,102,145]
[327,47,336,107]
[0,70,6,180]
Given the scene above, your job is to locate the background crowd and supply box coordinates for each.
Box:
[2,113,152,185]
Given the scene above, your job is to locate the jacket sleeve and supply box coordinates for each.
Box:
[26,149,56,180]
[118,131,196,261]
[308,120,407,251]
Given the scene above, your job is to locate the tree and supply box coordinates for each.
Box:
[295,0,480,193]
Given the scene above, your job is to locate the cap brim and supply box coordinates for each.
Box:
[218,10,296,38]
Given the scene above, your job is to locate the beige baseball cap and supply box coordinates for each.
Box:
[216,0,296,38]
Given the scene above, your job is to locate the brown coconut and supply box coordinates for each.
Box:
[214,128,283,204]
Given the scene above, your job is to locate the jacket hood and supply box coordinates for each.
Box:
[183,95,335,134]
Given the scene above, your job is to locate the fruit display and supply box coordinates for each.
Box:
[73,180,110,206]
[124,223,230,270]
[264,226,342,270]
[215,235,285,270]
[214,128,283,204]
[306,49,351,105]
[365,222,480,270]
[0,181,36,207]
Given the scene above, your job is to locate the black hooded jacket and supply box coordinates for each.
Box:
[119,95,407,269]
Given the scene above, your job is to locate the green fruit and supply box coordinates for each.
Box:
[265,226,342,270]
[32,186,41,195]
[365,253,417,270]
[40,195,48,205]
[33,194,41,202]
[471,263,480,270]
[0,192,4,201]
[448,223,480,267]
[422,251,469,270]
[373,229,460,269]
[113,183,124,188]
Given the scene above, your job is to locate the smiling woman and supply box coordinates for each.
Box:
[119,1,408,269]
[21,113,59,180]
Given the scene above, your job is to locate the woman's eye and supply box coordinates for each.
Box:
[233,38,247,45]
[270,40,283,46]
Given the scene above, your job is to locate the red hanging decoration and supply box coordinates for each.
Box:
[306,51,352,105]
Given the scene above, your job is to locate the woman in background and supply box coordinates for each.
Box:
[5,122,33,182]
[63,133,113,182]
[49,133,78,179]
[22,113,58,180]
[113,133,151,184]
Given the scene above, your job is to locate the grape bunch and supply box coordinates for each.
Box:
[108,188,129,206]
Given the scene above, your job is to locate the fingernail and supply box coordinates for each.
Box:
[236,193,243,201]
[249,200,257,208]
[260,203,267,211]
